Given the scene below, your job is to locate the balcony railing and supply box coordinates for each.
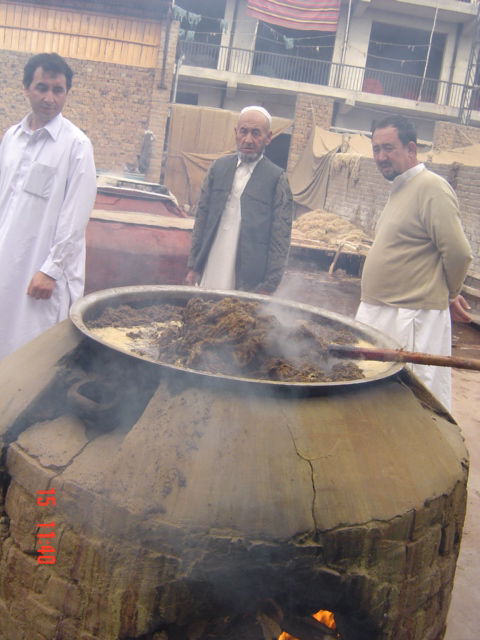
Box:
[178,40,477,113]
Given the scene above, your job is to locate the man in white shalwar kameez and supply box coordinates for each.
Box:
[0,52,97,360]
[356,114,472,410]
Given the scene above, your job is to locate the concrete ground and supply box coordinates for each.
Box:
[444,326,480,640]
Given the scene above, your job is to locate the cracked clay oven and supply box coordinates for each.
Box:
[0,286,469,640]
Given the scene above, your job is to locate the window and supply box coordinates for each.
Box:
[364,22,446,102]
[176,92,198,106]
[252,21,335,86]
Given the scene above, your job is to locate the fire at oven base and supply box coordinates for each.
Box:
[0,320,469,640]
[0,465,465,640]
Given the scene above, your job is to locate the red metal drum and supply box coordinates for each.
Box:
[85,178,193,293]
[85,212,193,294]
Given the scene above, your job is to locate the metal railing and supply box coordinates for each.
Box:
[179,40,477,112]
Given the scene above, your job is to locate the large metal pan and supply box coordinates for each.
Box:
[69,285,404,390]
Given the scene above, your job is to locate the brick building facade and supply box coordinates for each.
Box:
[288,94,334,172]
[0,0,177,182]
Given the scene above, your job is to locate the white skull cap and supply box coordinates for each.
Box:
[240,105,272,128]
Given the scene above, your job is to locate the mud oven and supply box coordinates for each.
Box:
[0,287,468,640]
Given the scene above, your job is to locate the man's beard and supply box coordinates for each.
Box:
[378,165,401,181]
[238,151,262,163]
[383,173,401,182]
[384,171,401,182]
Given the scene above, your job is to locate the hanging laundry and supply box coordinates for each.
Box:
[187,11,202,27]
[172,5,187,21]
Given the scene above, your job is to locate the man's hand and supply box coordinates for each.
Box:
[449,294,471,323]
[27,272,56,299]
[185,269,200,286]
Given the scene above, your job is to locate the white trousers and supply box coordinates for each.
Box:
[355,302,452,411]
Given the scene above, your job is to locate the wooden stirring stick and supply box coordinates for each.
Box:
[328,344,480,371]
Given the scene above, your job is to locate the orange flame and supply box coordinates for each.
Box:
[313,609,336,628]
[278,610,336,639]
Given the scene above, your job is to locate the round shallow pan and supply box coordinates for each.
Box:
[70,285,403,390]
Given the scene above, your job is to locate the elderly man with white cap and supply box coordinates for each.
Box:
[185,106,293,294]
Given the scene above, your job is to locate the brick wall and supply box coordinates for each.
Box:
[440,162,480,273]
[324,157,480,273]
[324,156,389,239]
[433,120,480,150]
[287,93,334,172]
[67,60,156,176]
[0,36,176,181]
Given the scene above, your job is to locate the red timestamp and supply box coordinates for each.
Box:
[36,488,57,565]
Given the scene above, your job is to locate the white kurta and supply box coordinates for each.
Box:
[200,158,259,290]
[0,113,97,359]
[355,302,452,410]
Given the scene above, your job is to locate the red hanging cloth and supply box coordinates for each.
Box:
[247,0,341,32]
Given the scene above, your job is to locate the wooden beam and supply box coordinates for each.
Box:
[13,0,171,21]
